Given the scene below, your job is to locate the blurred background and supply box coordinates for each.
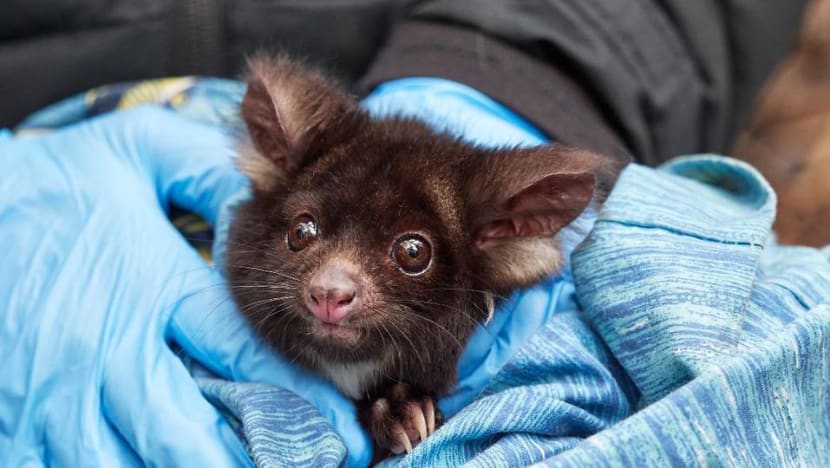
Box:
[2,0,828,246]
[732,0,830,246]
[0,0,403,127]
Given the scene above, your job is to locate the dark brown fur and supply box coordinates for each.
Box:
[226,54,624,458]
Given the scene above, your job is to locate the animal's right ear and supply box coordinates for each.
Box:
[463,145,617,292]
[240,54,364,192]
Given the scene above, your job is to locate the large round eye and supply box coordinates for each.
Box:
[392,234,432,275]
[287,215,319,251]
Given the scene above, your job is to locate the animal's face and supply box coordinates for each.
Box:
[228,120,483,365]
[225,55,620,369]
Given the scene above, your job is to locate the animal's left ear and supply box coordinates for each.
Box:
[239,54,364,192]
[464,145,615,291]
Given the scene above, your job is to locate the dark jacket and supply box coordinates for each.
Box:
[0,0,806,164]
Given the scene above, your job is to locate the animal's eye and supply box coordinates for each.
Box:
[392,234,432,275]
[287,214,319,251]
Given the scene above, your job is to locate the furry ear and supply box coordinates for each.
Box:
[239,54,363,191]
[465,145,614,291]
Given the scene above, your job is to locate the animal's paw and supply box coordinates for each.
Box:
[358,383,443,456]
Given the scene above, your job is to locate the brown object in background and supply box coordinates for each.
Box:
[733,0,830,246]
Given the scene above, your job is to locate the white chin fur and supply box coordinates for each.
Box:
[317,359,383,399]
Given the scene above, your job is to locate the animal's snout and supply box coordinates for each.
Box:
[306,262,361,324]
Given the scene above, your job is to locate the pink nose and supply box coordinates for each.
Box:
[306,266,359,324]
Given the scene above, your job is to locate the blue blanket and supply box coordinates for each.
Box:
[21,79,830,467]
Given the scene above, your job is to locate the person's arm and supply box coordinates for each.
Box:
[362,0,808,164]
[2,1,807,163]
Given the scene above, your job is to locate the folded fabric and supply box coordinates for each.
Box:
[565,157,830,466]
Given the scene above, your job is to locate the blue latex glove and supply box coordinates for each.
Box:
[213,77,583,456]
[0,107,370,466]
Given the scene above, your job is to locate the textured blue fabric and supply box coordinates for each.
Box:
[543,306,830,467]
[574,157,776,405]
[199,379,347,467]
[556,157,830,466]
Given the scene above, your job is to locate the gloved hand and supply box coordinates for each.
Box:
[0,106,369,467]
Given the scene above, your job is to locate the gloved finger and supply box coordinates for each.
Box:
[102,342,252,467]
[165,263,373,468]
[143,108,247,225]
[93,106,247,225]
[7,377,143,467]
